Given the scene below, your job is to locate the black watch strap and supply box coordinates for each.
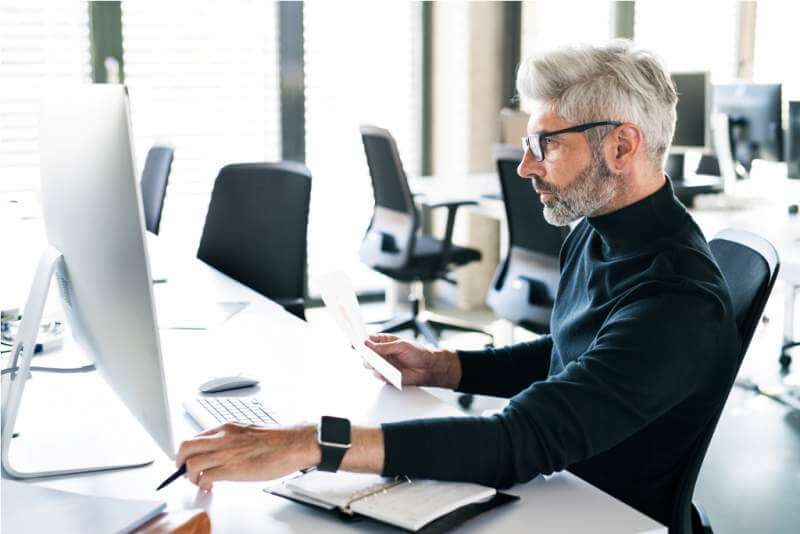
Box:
[317,416,351,472]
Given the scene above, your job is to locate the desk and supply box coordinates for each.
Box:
[0,196,666,533]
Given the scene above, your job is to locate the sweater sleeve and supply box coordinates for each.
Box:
[381,292,738,488]
[456,336,553,398]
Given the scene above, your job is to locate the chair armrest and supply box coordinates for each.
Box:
[273,297,306,321]
[425,198,479,210]
[426,200,478,271]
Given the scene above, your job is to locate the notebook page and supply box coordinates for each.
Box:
[350,479,496,531]
[285,471,397,509]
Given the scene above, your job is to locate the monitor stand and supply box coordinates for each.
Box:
[1,246,153,479]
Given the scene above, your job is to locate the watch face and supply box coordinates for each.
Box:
[320,415,351,445]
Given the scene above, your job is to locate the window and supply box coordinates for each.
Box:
[0,2,92,191]
[634,2,737,82]
[753,1,800,121]
[121,1,281,194]
[303,1,422,294]
[521,1,611,59]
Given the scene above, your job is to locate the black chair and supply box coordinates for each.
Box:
[359,125,492,346]
[672,228,779,534]
[197,162,311,321]
[486,145,570,334]
[140,145,174,235]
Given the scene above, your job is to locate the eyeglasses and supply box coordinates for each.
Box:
[521,121,622,162]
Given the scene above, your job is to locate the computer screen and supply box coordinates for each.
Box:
[671,72,711,152]
[713,83,783,171]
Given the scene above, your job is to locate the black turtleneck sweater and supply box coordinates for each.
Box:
[380,179,740,527]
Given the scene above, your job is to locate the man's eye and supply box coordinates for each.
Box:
[543,137,556,145]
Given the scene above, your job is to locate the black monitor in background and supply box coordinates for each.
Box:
[671,72,711,151]
[787,101,800,179]
[713,83,783,172]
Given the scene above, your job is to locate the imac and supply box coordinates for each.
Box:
[1,85,175,478]
[667,71,713,181]
[713,82,783,175]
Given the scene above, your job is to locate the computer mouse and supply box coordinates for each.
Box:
[199,375,260,394]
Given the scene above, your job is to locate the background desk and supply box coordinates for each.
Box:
[0,200,665,533]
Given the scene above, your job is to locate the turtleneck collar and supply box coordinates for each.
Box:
[586,177,689,253]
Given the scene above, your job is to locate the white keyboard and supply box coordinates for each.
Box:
[184,396,281,430]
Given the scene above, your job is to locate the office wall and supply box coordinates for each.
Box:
[430,1,503,310]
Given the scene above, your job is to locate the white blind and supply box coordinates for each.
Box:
[304,1,422,294]
[634,2,737,82]
[121,1,281,193]
[521,1,611,58]
[519,1,611,113]
[0,2,91,191]
[753,1,800,121]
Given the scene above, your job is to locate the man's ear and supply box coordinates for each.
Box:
[607,124,642,172]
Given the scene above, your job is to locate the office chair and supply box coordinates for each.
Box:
[140,145,174,235]
[486,145,570,334]
[671,228,779,534]
[359,125,492,347]
[197,162,311,321]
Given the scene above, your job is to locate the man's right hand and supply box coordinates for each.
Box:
[364,334,462,389]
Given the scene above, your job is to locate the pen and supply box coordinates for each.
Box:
[156,464,186,491]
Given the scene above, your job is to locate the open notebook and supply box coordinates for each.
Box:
[266,470,518,532]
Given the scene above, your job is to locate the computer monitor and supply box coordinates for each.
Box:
[713,83,783,172]
[1,84,174,478]
[670,72,712,153]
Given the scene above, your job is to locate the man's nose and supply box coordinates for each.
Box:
[517,148,544,180]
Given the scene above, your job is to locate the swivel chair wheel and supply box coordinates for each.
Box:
[780,352,792,370]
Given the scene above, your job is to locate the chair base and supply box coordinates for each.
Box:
[378,310,493,348]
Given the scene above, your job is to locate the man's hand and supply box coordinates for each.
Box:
[364,334,462,389]
[176,423,319,492]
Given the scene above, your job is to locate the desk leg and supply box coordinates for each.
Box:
[781,283,798,370]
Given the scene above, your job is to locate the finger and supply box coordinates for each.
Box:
[369,333,399,343]
[185,450,228,485]
[176,433,229,467]
[365,338,405,356]
[197,465,234,492]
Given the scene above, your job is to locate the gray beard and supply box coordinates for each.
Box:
[541,150,622,226]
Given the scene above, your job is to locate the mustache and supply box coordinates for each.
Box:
[532,177,557,194]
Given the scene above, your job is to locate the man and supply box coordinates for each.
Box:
[176,40,739,528]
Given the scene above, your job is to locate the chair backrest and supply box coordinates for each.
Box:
[140,145,174,235]
[359,126,418,271]
[671,228,779,534]
[197,162,311,307]
[486,145,569,332]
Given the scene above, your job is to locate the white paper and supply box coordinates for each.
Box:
[318,271,403,390]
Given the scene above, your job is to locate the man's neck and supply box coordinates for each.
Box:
[593,171,666,217]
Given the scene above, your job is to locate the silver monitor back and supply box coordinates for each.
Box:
[38,84,174,460]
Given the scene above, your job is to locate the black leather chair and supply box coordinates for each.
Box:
[140,145,174,235]
[486,145,570,334]
[197,162,311,320]
[672,228,779,534]
[359,125,492,346]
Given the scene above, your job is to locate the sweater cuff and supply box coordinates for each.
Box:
[455,349,491,393]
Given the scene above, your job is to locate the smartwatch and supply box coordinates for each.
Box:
[317,416,351,472]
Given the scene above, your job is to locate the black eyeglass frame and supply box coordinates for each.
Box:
[521,120,623,161]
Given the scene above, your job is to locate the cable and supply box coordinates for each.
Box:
[1,364,96,376]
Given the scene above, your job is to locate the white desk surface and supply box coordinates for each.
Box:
[0,195,668,533]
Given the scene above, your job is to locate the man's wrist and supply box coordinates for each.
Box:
[433,348,461,389]
[295,425,321,470]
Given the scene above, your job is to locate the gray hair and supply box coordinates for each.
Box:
[517,40,677,168]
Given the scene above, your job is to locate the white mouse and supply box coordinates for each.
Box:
[199,375,260,394]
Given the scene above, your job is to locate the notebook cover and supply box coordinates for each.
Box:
[265,487,519,532]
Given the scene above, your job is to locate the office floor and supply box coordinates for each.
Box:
[307,281,800,534]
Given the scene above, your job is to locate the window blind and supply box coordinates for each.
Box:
[0,2,91,191]
[121,0,281,193]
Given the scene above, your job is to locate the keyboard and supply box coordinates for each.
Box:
[184,396,281,430]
